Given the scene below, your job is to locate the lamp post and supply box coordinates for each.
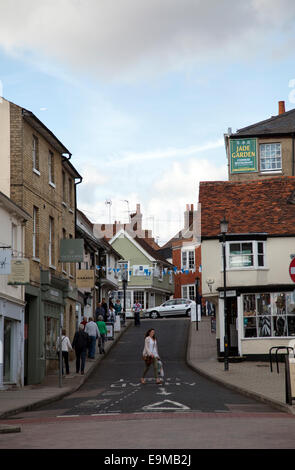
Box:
[220,216,229,371]
[122,268,128,327]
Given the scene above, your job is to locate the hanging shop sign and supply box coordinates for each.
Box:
[76,269,95,288]
[60,239,84,263]
[7,258,30,285]
[230,138,257,173]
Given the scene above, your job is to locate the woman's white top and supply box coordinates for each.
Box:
[143,336,159,358]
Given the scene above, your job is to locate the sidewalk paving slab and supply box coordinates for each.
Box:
[186,316,295,415]
[0,321,132,432]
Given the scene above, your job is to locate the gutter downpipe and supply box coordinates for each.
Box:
[292,134,295,177]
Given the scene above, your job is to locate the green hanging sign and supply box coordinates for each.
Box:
[230,138,257,173]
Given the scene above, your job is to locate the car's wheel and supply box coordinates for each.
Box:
[186,308,191,317]
[149,311,159,319]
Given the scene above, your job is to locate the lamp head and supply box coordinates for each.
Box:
[220,216,229,234]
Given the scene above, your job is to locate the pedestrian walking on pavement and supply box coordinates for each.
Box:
[95,302,105,322]
[141,328,162,385]
[72,324,90,375]
[114,299,122,317]
[56,329,73,376]
[133,300,142,326]
[96,315,107,354]
[85,317,100,359]
[101,297,108,322]
[80,316,88,327]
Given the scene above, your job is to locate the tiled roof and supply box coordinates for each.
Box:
[134,236,174,267]
[233,108,295,136]
[199,177,295,238]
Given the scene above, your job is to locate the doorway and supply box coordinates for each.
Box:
[226,297,238,356]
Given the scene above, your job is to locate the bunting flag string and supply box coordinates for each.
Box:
[95,265,200,277]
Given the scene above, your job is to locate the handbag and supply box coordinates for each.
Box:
[143,354,153,365]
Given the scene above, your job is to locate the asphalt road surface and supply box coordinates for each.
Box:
[1,318,295,450]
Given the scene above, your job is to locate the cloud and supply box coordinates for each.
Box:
[146,158,227,244]
[106,138,224,166]
[1,0,295,79]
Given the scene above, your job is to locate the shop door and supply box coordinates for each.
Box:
[226,297,238,355]
[3,318,13,383]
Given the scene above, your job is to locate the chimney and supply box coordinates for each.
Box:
[278,101,285,115]
[184,204,194,229]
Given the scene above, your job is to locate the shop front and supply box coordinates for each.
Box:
[218,286,295,359]
[0,297,25,388]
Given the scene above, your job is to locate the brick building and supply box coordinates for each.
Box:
[0,98,82,384]
[171,205,202,302]
[225,100,295,182]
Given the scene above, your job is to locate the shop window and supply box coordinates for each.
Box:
[112,290,132,310]
[45,316,59,359]
[134,290,144,306]
[243,292,295,338]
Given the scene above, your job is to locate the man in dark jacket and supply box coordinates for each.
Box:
[72,324,90,375]
[101,298,108,322]
[95,302,105,322]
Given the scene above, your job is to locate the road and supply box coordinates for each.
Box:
[1,318,295,450]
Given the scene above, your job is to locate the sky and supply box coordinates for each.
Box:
[1,0,295,244]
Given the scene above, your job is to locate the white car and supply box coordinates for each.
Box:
[145,298,195,319]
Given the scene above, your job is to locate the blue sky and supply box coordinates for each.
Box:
[1,0,295,244]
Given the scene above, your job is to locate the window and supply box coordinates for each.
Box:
[33,206,39,259]
[260,143,282,172]
[49,217,55,267]
[45,316,58,359]
[134,291,144,306]
[133,265,149,276]
[182,250,195,269]
[11,223,18,257]
[243,292,295,338]
[32,135,39,172]
[118,261,130,281]
[62,229,67,273]
[48,150,55,185]
[112,290,132,310]
[69,234,73,276]
[68,178,73,208]
[227,241,265,269]
[62,171,66,203]
[182,285,195,300]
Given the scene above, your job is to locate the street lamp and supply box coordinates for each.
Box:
[121,268,128,327]
[220,216,229,371]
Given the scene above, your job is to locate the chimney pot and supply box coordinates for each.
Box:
[278,101,285,115]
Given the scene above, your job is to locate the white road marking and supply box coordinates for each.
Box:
[142,400,190,412]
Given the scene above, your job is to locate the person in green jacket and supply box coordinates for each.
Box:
[96,315,107,354]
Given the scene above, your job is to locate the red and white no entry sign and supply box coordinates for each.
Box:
[289,258,295,283]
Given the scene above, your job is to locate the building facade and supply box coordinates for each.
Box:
[0,98,82,384]
[76,209,121,320]
[0,192,30,388]
[225,100,295,183]
[109,229,174,315]
[199,177,295,360]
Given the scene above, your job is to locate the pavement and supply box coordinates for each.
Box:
[0,316,294,433]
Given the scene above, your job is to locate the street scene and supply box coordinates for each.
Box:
[2,0,295,455]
